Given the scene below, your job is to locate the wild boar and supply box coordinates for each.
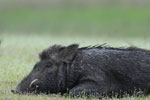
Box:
[12,44,150,97]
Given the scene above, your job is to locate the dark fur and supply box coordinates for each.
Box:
[12,44,150,98]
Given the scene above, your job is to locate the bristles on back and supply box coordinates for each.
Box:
[40,44,150,60]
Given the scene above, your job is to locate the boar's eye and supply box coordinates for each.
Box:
[45,62,53,68]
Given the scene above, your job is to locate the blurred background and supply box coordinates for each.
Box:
[0,0,150,37]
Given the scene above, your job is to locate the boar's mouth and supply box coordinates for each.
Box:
[29,79,38,88]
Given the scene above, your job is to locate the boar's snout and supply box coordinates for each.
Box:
[11,86,21,94]
[11,79,39,94]
[11,89,19,94]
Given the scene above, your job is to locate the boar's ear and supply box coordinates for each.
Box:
[59,44,79,63]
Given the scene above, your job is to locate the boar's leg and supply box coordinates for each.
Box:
[69,83,108,98]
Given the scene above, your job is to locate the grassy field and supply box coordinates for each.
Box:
[0,2,150,99]
[1,34,150,100]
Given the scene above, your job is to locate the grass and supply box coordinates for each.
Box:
[0,33,150,100]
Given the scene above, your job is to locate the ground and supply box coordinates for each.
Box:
[0,34,150,100]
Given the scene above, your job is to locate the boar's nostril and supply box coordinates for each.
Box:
[11,89,18,94]
[29,79,38,88]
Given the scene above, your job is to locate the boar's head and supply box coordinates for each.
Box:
[12,44,79,94]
